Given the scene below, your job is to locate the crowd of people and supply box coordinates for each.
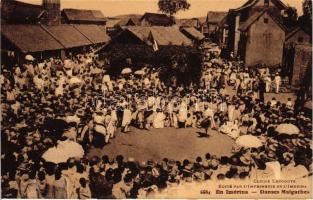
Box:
[1,48,312,198]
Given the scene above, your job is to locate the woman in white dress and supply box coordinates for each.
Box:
[264,75,272,93]
[177,101,187,128]
[122,106,132,133]
[93,111,106,148]
[153,109,166,129]
[105,110,116,142]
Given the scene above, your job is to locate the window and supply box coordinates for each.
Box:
[264,0,269,6]
[298,37,304,43]
[264,18,269,23]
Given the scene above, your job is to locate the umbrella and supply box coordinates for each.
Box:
[42,140,84,164]
[25,55,35,61]
[236,135,263,148]
[275,123,300,135]
[42,147,69,163]
[57,140,84,159]
[121,68,132,74]
[134,70,145,75]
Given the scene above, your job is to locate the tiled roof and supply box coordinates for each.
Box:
[73,24,110,44]
[2,24,110,53]
[285,27,311,41]
[106,18,122,28]
[62,9,106,22]
[140,12,173,26]
[150,26,192,46]
[1,25,63,53]
[1,0,45,24]
[238,10,266,31]
[176,18,199,27]
[233,0,287,12]
[238,10,286,31]
[206,12,228,24]
[125,26,192,46]
[43,24,92,48]
[181,27,205,41]
[118,17,141,27]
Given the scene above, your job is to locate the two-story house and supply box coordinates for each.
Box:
[221,0,289,66]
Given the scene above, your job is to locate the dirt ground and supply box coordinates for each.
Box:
[88,87,296,163]
[88,127,234,163]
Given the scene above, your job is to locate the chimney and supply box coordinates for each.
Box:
[42,0,61,25]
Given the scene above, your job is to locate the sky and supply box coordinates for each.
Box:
[20,0,303,18]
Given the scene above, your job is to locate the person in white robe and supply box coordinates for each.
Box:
[153,109,166,129]
[65,113,81,125]
[274,73,281,94]
[166,101,174,127]
[235,77,241,92]
[33,75,45,91]
[143,77,151,89]
[147,96,155,108]
[107,81,114,92]
[227,104,235,122]
[122,106,132,133]
[154,96,161,111]
[228,120,240,139]
[55,85,64,96]
[6,89,16,102]
[24,63,35,77]
[270,97,277,107]
[105,109,117,140]
[203,105,216,128]
[219,120,239,139]
[93,111,107,146]
[104,114,113,143]
[177,101,187,128]
[229,71,237,85]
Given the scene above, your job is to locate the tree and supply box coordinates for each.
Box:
[298,0,312,35]
[282,6,298,27]
[158,0,190,19]
[154,46,202,86]
[302,0,312,20]
[101,43,154,76]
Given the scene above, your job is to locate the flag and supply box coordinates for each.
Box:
[153,39,159,52]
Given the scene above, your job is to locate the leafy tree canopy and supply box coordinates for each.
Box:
[102,44,203,85]
[302,0,312,20]
[282,6,298,27]
[158,0,190,16]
